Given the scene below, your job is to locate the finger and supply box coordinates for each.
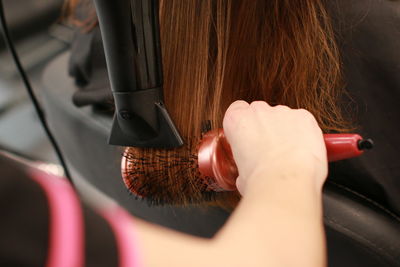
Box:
[272,105,291,111]
[249,101,271,110]
[223,100,249,129]
[236,176,245,196]
[226,100,250,113]
[223,100,250,147]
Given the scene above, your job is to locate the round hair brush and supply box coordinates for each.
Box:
[121,130,373,205]
[197,129,373,191]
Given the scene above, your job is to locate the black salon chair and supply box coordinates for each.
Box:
[0,0,63,50]
[41,51,400,267]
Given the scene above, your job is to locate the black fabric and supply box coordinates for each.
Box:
[68,0,400,215]
[69,26,113,111]
[83,205,119,267]
[0,153,119,267]
[0,154,49,267]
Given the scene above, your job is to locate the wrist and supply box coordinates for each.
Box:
[241,166,323,206]
[241,168,324,222]
[241,151,326,197]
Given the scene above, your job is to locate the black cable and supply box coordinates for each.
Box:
[0,1,74,185]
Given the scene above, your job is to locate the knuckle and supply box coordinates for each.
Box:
[223,107,245,128]
[297,109,318,122]
[250,101,269,110]
[273,105,290,111]
[297,108,312,117]
[229,100,249,110]
[225,106,244,119]
[225,100,248,118]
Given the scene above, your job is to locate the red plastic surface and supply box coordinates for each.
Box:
[198,130,365,191]
[325,134,364,162]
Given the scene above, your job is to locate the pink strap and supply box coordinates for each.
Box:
[100,207,143,267]
[30,169,84,267]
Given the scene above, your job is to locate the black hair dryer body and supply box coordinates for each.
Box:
[93,0,184,149]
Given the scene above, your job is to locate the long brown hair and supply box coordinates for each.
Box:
[66,0,351,207]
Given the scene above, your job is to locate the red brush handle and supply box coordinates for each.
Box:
[198,130,373,192]
[325,134,363,161]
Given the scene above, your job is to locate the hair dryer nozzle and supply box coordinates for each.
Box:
[109,88,184,148]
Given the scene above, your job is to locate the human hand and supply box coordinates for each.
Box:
[222,100,328,195]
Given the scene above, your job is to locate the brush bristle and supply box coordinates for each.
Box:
[121,146,240,207]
